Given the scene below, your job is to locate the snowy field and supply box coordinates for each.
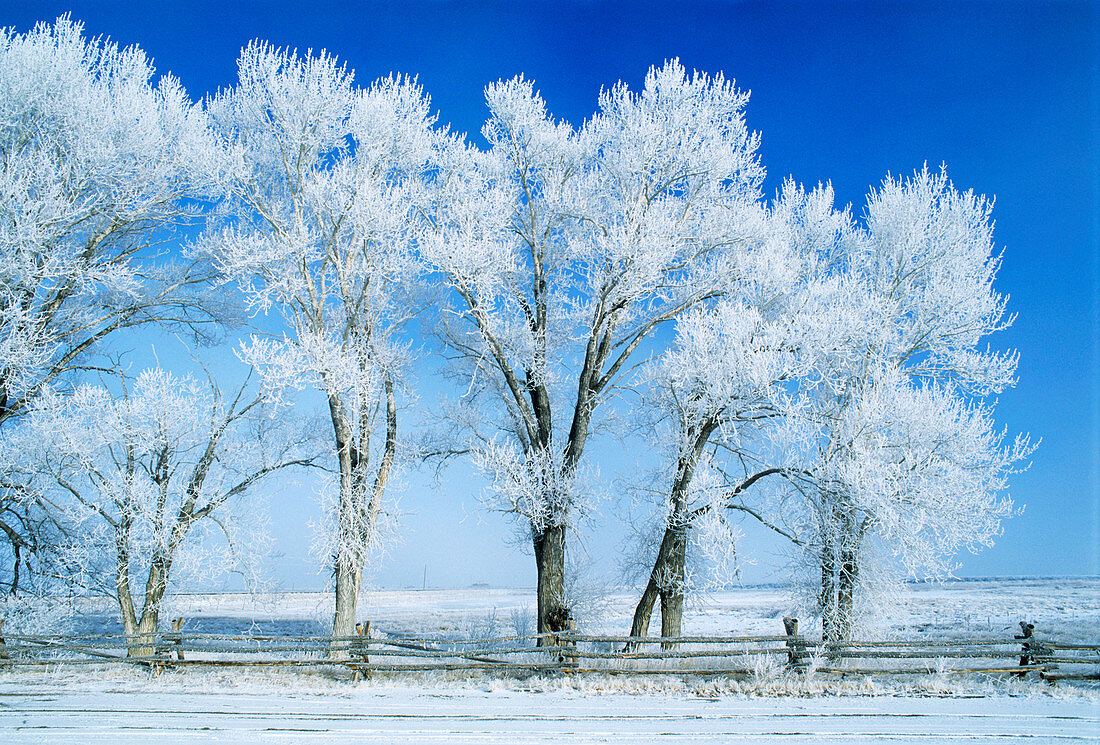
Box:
[1,578,1097,743]
[51,575,1099,642]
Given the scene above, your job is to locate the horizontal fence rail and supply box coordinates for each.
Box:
[0,619,1095,682]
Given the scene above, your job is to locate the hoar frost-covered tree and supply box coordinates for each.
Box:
[0,17,224,590]
[780,167,1032,642]
[635,169,1030,643]
[421,61,765,638]
[0,17,1035,644]
[628,181,843,641]
[3,368,317,654]
[200,44,433,639]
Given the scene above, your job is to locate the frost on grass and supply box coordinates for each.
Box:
[1,663,1092,702]
[1,579,1093,700]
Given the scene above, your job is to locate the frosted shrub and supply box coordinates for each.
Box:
[0,595,73,636]
[749,653,784,687]
[463,608,501,643]
[510,606,534,639]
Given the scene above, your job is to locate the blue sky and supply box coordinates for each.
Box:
[5,2,1098,588]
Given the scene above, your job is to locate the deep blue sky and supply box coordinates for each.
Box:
[5,2,1097,588]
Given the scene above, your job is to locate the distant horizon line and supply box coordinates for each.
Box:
[161,574,1100,596]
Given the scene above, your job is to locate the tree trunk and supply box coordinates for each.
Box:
[836,545,859,642]
[0,517,28,596]
[115,524,143,657]
[820,539,838,644]
[131,608,160,659]
[533,522,567,645]
[659,589,684,647]
[117,560,167,660]
[333,553,362,643]
[629,523,688,647]
[659,527,687,648]
[117,591,139,653]
[328,392,363,646]
[128,553,172,659]
[330,462,363,649]
[9,543,18,596]
[330,378,397,648]
[627,420,714,646]
[629,576,660,643]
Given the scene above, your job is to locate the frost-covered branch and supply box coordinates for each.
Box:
[422,61,765,637]
[1,367,320,647]
[198,44,433,638]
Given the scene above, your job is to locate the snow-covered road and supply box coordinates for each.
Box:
[2,686,1096,744]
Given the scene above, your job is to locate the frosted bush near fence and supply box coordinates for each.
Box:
[0,594,73,636]
[2,368,317,648]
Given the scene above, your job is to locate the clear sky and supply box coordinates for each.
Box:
[5,1,1098,589]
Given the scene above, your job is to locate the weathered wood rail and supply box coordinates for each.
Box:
[0,618,1095,682]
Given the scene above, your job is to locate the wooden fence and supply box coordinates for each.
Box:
[0,619,1095,682]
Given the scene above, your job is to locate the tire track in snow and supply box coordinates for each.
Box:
[1,690,1096,743]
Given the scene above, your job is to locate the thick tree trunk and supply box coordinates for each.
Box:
[533,522,567,644]
[328,479,362,650]
[627,419,715,646]
[820,539,838,644]
[130,608,160,659]
[658,527,687,648]
[333,554,362,642]
[659,589,684,645]
[330,378,397,647]
[115,525,143,656]
[836,545,859,642]
[132,553,173,658]
[629,523,688,647]
[116,552,172,659]
[629,577,660,642]
[118,592,138,648]
[328,392,363,646]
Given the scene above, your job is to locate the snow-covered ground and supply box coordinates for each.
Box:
[1,578,1097,743]
[3,682,1098,744]
[130,576,1100,642]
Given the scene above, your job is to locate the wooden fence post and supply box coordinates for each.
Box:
[563,617,577,672]
[352,621,371,681]
[1015,620,1035,676]
[1016,620,1055,680]
[150,618,186,675]
[546,607,576,673]
[783,617,806,669]
[171,618,184,661]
